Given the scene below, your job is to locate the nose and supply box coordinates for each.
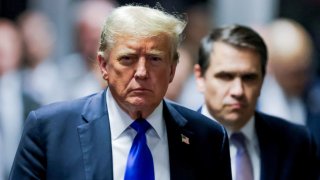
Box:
[134,58,148,79]
[230,78,244,98]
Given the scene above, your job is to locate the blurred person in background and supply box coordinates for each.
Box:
[17,11,66,105]
[0,18,40,180]
[278,0,320,76]
[257,19,320,157]
[165,47,193,100]
[166,4,210,110]
[59,0,115,100]
[195,24,319,180]
[181,4,212,65]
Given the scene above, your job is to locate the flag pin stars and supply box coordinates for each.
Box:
[181,134,190,145]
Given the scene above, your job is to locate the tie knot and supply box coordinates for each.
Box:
[131,118,151,134]
[230,132,247,151]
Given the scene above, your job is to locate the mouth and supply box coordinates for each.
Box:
[129,87,152,94]
[226,103,246,110]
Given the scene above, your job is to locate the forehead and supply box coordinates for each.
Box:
[208,42,262,74]
[113,34,172,51]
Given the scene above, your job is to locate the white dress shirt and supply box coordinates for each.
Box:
[107,89,170,180]
[201,104,261,180]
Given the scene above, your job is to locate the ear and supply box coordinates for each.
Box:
[168,62,177,83]
[194,64,205,93]
[98,54,108,81]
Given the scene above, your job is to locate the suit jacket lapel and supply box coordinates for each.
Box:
[163,101,196,180]
[77,96,198,180]
[77,91,113,180]
[255,112,280,180]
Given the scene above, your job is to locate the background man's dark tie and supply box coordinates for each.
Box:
[231,132,253,180]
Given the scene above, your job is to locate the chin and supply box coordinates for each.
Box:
[127,97,150,106]
[223,114,242,123]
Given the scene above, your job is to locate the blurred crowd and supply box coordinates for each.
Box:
[1,0,320,179]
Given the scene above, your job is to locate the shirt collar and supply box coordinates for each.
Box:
[106,88,165,140]
[201,104,217,122]
[201,104,255,142]
[234,116,255,143]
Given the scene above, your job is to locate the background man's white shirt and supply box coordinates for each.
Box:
[201,104,261,180]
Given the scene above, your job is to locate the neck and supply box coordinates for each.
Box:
[125,107,155,119]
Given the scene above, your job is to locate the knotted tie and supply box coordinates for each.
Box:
[124,118,155,180]
[230,132,253,180]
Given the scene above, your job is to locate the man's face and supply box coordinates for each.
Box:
[272,56,310,97]
[99,34,176,118]
[195,42,263,131]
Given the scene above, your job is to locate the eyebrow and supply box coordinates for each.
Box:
[117,48,166,57]
[215,71,235,75]
[146,50,166,56]
[215,70,259,76]
[116,48,136,56]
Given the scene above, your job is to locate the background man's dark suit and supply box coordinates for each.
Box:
[197,107,319,179]
[10,90,232,180]
[254,112,318,180]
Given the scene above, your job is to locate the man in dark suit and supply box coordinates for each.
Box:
[10,5,232,180]
[194,24,319,180]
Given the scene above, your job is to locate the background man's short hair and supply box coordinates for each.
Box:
[198,24,268,76]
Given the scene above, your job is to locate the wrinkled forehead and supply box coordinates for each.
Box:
[110,33,174,55]
[115,33,171,45]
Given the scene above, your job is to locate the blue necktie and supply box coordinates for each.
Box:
[124,118,155,180]
[230,133,253,180]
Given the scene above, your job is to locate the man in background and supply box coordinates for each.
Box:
[59,0,115,99]
[0,18,40,180]
[194,24,319,179]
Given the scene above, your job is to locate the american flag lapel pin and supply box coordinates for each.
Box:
[181,134,190,145]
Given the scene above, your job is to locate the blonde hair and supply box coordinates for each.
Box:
[98,5,186,62]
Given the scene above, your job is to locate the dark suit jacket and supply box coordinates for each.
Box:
[255,112,319,180]
[304,79,320,159]
[10,90,232,180]
[198,106,319,180]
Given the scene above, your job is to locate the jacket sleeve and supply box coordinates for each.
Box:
[9,111,46,180]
